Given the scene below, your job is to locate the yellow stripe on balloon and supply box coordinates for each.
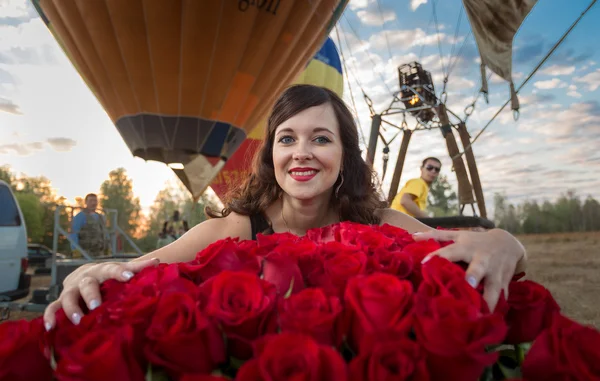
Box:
[247,58,344,140]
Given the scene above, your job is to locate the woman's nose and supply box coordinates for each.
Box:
[292,151,313,161]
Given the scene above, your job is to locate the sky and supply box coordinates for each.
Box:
[1,0,599,218]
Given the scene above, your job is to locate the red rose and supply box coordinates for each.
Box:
[354,229,396,254]
[0,318,52,381]
[338,221,373,245]
[349,337,430,381]
[504,280,560,344]
[262,251,305,296]
[413,295,507,381]
[128,264,198,297]
[236,333,347,381]
[367,247,413,279]
[278,288,343,347]
[54,325,145,381]
[145,292,225,377]
[306,223,338,243]
[188,237,260,282]
[419,256,486,312]
[200,271,278,360]
[375,224,414,248]
[344,273,414,353]
[311,241,367,296]
[402,239,442,287]
[179,375,230,381]
[522,314,600,381]
[256,231,297,250]
[50,307,106,362]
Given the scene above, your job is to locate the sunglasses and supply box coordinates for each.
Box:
[425,165,441,173]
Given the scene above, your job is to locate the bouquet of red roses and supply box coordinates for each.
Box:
[1,222,599,381]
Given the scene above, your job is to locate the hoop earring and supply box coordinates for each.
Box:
[335,172,344,199]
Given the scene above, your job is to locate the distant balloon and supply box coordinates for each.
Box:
[210,36,344,200]
[32,0,349,199]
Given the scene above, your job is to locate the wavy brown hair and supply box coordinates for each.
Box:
[207,84,386,224]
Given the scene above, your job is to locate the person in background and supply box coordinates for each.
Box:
[162,210,189,241]
[391,157,441,218]
[70,193,107,258]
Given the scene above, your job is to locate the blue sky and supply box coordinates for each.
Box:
[1,0,599,216]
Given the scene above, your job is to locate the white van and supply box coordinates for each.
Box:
[0,180,30,301]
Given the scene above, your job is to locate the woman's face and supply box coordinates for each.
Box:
[272,103,343,201]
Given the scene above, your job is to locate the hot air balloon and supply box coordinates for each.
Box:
[32,0,349,199]
[210,36,344,200]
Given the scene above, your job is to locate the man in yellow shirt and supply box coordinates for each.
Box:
[390,157,441,217]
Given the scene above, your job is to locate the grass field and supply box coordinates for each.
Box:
[4,231,600,328]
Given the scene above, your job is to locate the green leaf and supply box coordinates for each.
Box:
[211,369,233,379]
[516,342,533,364]
[283,278,295,299]
[49,347,57,371]
[498,362,522,380]
[145,364,170,381]
[229,356,246,370]
[479,366,494,381]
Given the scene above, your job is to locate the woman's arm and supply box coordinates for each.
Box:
[133,212,251,264]
[44,212,252,329]
[376,208,434,233]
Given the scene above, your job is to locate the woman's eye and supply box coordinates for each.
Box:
[278,136,294,144]
[314,136,331,144]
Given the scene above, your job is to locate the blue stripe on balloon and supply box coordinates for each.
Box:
[312,37,343,75]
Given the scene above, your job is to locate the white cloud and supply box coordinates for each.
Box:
[410,0,428,11]
[533,78,567,90]
[0,0,29,18]
[356,9,397,26]
[540,64,576,76]
[575,69,600,91]
[0,141,44,155]
[349,0,371,11]
[0,137,78,155]
[46,137,77,152]
[0,96,20,114]
[568,91,582,98]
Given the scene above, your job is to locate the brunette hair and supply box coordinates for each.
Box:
[207,84,386,224]
[421,157,441,167]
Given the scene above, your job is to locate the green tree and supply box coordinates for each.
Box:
[493,193,522,234]
[15,192,44,242]
[135,180,217,253]
[99,168,141,237]
[427,175,458,217]
[582,196,600,232]
[0,165,14,186]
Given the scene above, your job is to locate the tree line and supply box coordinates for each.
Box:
[0,165,218,255]
[426,175,600,234]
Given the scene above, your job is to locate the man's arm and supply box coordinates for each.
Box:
[69,213,84,248]
[400,193,429,218]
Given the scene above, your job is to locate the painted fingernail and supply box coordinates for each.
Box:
[71,313,81,325]
[122,271,134,280]
[466,276,477,288]
[89,299,100,311]
[44,322,53,331]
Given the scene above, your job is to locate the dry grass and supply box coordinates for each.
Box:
[4,232,600,328]
[516,231,600,329]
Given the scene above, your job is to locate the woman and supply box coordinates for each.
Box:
[44,85,526,330]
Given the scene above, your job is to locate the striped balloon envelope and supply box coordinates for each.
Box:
[210,36,344,201]
[32,0,349,199]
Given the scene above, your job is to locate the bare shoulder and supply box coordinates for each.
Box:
[134,212,252,264]
[375,208,433,234]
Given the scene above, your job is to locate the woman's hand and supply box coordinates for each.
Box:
[413,228,527,312]
[43,258,160,331]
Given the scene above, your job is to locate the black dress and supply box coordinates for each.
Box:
[249,213,274,240]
